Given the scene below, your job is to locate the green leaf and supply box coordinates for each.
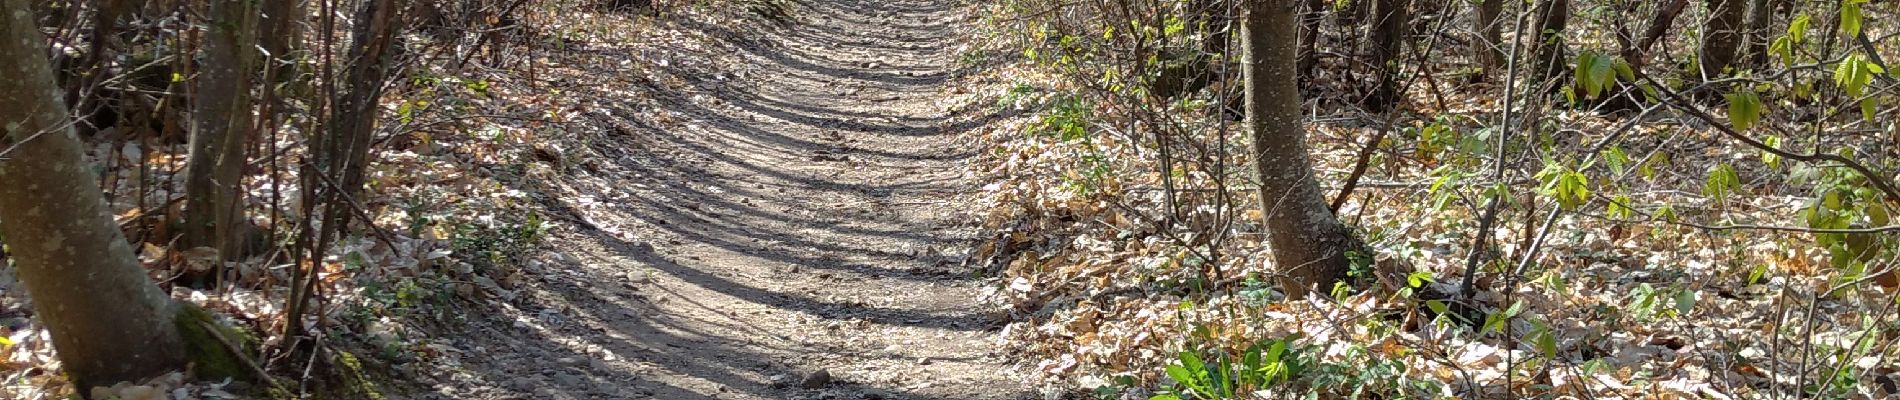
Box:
[1674,289,1696,316]
[1704,164,1742,201]
[1482,301,1524,334]
[1789,13,1811,44]
[1540,270,1569,294]
[1613,58,1636,81]
[1609,194,1634,219]
[1162,15,1186,36]
[1531,323,1558,356]
[1179,352,1207,373]
[1537,163,1591,210]
[1165,365,1195,386]
[1748,264,1770,285]
[1639,152,1666,179]
[1407,271,1435,288]
[1770,36,1794,64]
[1725,89,1764,131]
[1842,0,1868,37]
[1762,135,1783,168]
[1602,146,1630,177]
[1574,51,1617,98]
[1835,53,1884,97]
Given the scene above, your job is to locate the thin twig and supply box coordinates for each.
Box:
[1637,72,1900,205]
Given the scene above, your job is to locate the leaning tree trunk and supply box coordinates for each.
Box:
[1364,0,1409,112]
[1700,0,1747,79]
[1243,0,1359,297]
[184,0,260,259]
[1474,0,1505,81]
[0,0,187,388]
[1624,0,1689,72]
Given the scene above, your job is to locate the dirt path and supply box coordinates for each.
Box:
[416,0,1031,399]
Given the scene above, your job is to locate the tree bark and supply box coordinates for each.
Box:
[323,0,400,200]
[1529,0,1570,89]
[1243,0,1358,297]
[1474,0,1504,81]
[66,0,129,137]
[1297,0,1326,78]
[1624,0,1688,72]
[1738,0,1777,67]
[185,0,261,259]
[259,0,307,97]
[1700,0,1747,79]
[1365,0,1408,111]
[290,0,400,341]
[0,0,187,388]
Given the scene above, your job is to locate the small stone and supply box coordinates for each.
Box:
[552,373,583,386]
[799,369,832,389]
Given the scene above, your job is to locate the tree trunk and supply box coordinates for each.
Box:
[0,0,187,388]
[1365,0,1408,112]
[1333,0,1366,62]
[184,0,260,259]
[1738,0,1776,67]
[66,0,130,137]
[323,0,400,200]
[290,0,400,341]
[1700,0,1747,79]
[1297,0,1326,78]
[259,0,307,98]
[1529,0,1570,89]
[1474,0,1504,81]
[1624,0,1688,72]
[1242,0,1358,297]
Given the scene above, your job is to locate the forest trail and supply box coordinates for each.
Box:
[421,0,1030,399]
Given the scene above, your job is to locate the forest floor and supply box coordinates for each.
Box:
[404,0,1034,399]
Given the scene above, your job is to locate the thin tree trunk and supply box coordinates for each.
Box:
[259,0,307,98]
[1365,0,1408,111]
[67,0,129,137]
[1334,0,1366,61]
[1243,0,1358,297]
[0,0,187,388]
[185,0,261,259]
[1624,0,1688,72]
[1529,0,1569,89]
[1701,0,1747,79]
[325,0,399,200]
[1297,0,1326,77]
[1474,0,1504,81]
[289,0,400,341]
[1739,0,1776,67]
